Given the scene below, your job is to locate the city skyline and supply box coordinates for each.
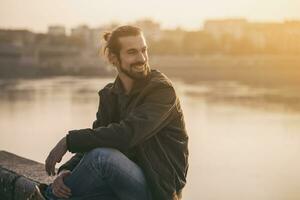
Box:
[1,0,300,32]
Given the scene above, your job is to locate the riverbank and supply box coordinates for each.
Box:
[152,55,300,87]
[1,55,299,88]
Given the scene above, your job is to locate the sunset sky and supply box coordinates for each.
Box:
[1,0,300,32]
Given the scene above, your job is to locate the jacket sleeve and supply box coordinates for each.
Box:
[92,92,106,129]
[66,85,177,153]
[57,153,84,173]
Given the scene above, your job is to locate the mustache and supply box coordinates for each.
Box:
[130,62,146,68]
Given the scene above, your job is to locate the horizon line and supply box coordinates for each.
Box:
[1,17,300,33]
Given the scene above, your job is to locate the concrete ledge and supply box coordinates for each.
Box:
[0,151,54,200]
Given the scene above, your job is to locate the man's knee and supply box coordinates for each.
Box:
[83,147,122,165]
[81,147,131,178]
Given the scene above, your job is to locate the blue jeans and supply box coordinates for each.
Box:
[44,148,152,200]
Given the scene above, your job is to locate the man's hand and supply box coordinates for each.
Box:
[52,170,72,198]
[45,137,67,176]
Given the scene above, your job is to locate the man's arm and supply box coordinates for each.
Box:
[46,94,104,175]
[57,93,105,173]
[67,85,177,153]
[45,137,68,176]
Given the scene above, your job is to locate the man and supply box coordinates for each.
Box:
[30,25,189,200]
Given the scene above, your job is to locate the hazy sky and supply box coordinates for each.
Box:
[1,0,300,32]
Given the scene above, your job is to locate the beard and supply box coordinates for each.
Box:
[119,61,150,80]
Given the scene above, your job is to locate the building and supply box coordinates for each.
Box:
[48,25,66,36]
[204,19,247,40]
[134,19,162,41]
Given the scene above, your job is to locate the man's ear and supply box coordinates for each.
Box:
[108,53,119,66]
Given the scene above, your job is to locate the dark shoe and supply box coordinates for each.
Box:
[28,183,48,200]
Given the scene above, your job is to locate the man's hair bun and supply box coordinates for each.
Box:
[103,32,111,42]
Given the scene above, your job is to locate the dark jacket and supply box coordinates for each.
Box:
[58,69,189,200]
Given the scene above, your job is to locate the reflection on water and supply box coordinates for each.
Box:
[1,77,300,200]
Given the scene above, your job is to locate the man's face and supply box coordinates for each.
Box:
[115,34,150,80]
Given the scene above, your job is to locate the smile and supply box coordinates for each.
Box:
[132,65,145,72]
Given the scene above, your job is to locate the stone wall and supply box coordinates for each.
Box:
[0,151,54,200]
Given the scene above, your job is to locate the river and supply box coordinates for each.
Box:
[1,76,300,200]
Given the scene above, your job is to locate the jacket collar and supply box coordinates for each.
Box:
[111,71,151,96]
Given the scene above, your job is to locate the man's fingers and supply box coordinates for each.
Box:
[59,185,72,196]
[57,187,71,198]
[48,153,57,176]
[46,159,56,176]
[59,182,71,194]
[53,187,70,199]
[53,179,72,197]
[45,140,67,175]
[45,156,52,175]
[45,152,56,175]
[57,177,71,193]
[50,161,56,176]
[45,161,49,175]
[47,158,54,176]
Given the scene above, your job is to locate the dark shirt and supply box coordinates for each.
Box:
[113,76,145,161]
[58,69,189,200]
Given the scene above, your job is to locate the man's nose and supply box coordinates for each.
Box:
[137,52,146,63]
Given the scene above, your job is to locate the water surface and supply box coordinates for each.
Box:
[1,77,300,200]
